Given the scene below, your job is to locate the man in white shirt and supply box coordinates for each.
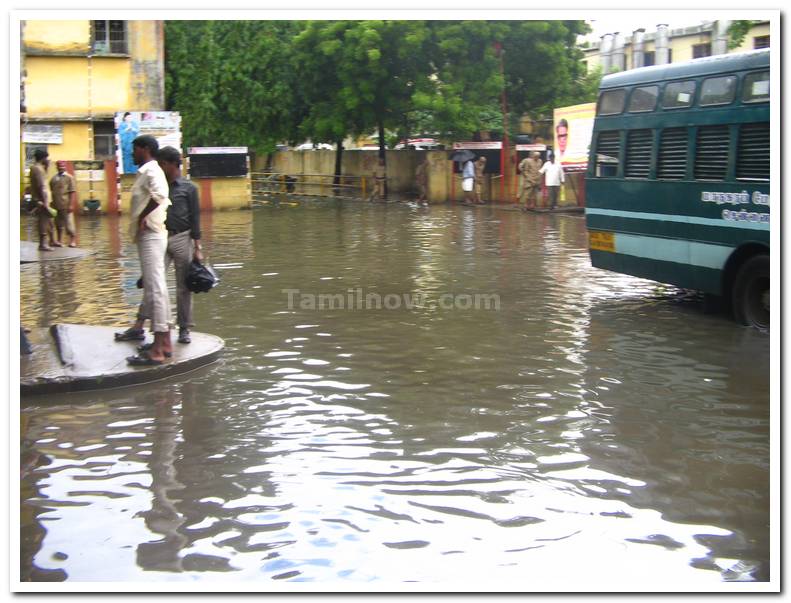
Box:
[461,158,476,205]
[539,153,565,210]
[118,135,173,365]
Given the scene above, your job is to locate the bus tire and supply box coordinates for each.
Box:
[731,254,769,329]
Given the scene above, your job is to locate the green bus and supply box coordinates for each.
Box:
[585,49,770,329]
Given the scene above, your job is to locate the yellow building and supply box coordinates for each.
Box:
[580,20,770,75]
[21,20,165,211]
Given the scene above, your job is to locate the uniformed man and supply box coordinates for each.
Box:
[49,160,78,248]
[518,151,543,210]
[368,158,387,202]
[415,157,429,205]
[474,156,487,204]
[28,149,57,251]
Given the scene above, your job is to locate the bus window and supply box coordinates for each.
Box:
[694,125,729,181]
[594,131,620,177]
[656,127,687,180]
[597,89,626,115]
[736,122,770,181]
[700,75,737,106]
[627,86,659,112]
[624,130,652,178]
[743,71,769,103]
[662,80,696,109]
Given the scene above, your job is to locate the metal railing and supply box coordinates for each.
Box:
[251,172,370,202]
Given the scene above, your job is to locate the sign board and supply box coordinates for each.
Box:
[452,141,502,150]
[189,147,248,155]
[553,102,595,172]
[115,111,182,175]
[23,124,63,144]
[188,151,248,178]
[515,144,547,152]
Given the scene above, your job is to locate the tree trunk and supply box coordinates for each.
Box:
[333,139,344,197]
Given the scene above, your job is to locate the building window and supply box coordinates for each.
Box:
[92,20,128,54]
[692,43,711,59]
[93,121,116,159]
[643,49,672,67]
[753,35,770,49]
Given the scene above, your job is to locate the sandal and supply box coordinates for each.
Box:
[126,352,164,366]
[115,327,145,341]
[137,342,172,357]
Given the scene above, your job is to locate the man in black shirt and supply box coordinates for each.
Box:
[159,146,203,343]
[117,146,203,346]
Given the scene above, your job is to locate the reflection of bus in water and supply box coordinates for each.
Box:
[584,50,770,329]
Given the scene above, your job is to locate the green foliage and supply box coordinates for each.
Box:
[727,20,755,50]
[165,21,305,154]
[165,19,593,153]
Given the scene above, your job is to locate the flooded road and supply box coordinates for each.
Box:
[19,202,771,586]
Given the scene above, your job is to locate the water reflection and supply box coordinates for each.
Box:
[19,204,770,585]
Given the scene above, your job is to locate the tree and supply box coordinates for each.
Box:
[727,20,757,50]
[165,21,306,154]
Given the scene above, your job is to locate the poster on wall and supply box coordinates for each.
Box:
[553,102,595,172]
[114,111,182,175]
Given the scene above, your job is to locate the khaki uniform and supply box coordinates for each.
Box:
[519,157,542,207]
[29,163,52,237]
[474,160,486,200]
[50,171,77,237]
[370,163,386,200]
[415,161,428,201]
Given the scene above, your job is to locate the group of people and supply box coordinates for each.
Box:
[27,137,203,366]
[27,150,78,250]
[460,156,488,206]
[517,151,565,210]
[109,136,204,366]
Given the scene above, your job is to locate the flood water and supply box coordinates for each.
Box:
[19,201,771,587]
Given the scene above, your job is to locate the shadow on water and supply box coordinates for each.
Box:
[19,202,770,584]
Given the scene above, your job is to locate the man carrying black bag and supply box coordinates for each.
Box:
[115,146,203,346]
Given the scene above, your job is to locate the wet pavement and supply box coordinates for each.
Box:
[19,201,771,586]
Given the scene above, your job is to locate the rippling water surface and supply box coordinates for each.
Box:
[19,202,771,586]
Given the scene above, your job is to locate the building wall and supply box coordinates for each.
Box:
[23,20,91,53]
[22,19,165,212]
[260,150,530,205]
[581,21,770,74]
[25,56,132,118]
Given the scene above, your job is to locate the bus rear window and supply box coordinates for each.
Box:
[700,76,736,106]
[628,86,659,112]
[662,80,696,109]
[743,71,769,103]
[597,89,626,115]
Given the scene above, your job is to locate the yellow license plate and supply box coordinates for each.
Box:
[589,231,615,252]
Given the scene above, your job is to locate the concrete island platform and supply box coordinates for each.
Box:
[21,241,95,263]
[21,324,224,396]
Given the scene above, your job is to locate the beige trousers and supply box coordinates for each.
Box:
[137,230,171,333]
[138,230,194,329]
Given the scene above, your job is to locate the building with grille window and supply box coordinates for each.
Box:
[579,20,770,75]
[20,20,165,211]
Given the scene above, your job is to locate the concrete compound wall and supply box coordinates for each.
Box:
[261,149,582,206]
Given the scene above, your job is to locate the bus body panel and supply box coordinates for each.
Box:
[585,49,770,309]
